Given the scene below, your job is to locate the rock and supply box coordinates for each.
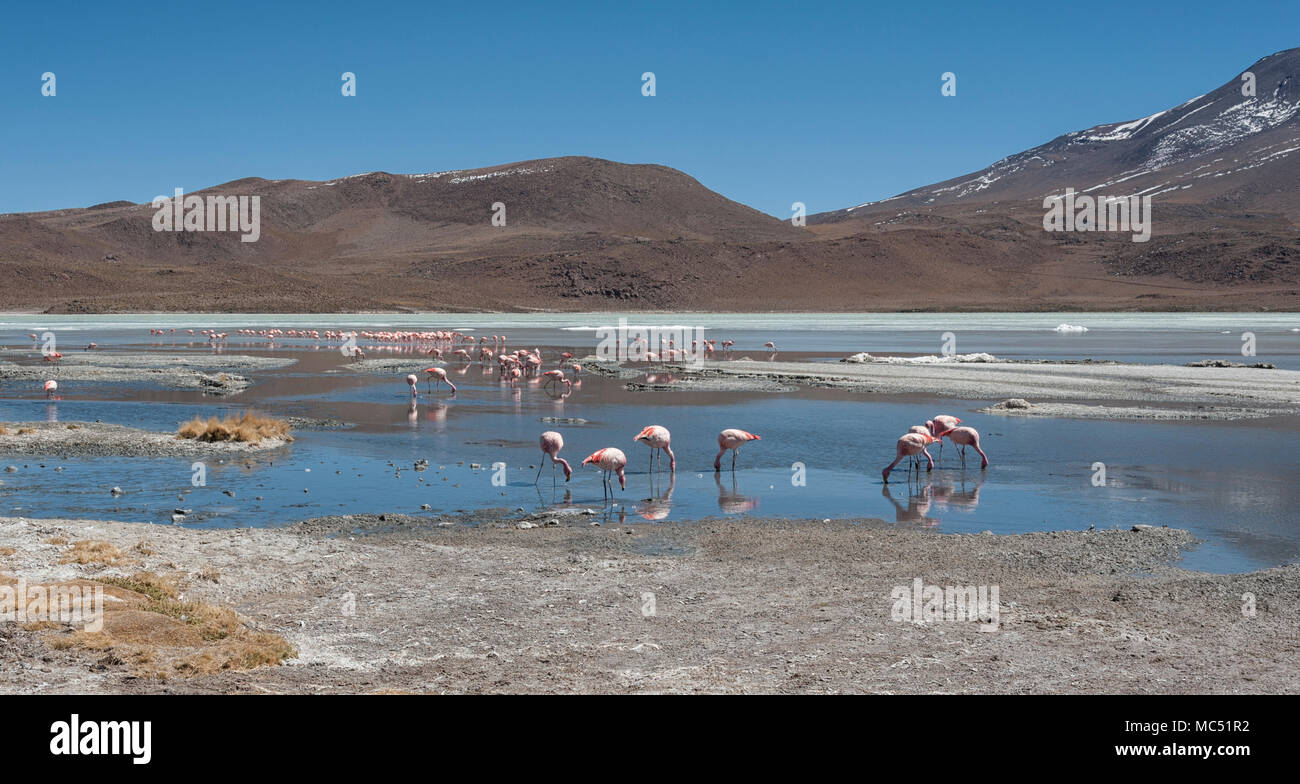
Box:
[517,521,538,529]
[1000,398,1032,409]
[1131,524,1157,532]
[3,466,17,473]
[171,514,186,524]
[110,486,124,496]
[414,459,429,471]
[174,508,192,515]
[841,352,873,363]
[223,490,236,497]
[420,504,432,511]
[470,463,482,470]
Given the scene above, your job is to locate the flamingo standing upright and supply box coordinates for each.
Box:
[934,426,989,469]
[714,428,761,471]
[882,433,940,483]
[582,447,627,498]
[537,431,573,484]
[423,366,457,395]
[633,425,675,473]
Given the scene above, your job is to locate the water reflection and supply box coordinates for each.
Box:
[715,472,758,514]
[881,484,938,527]
[637,474,675,521]
[929,473,984,512]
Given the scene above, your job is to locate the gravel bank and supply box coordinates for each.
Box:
[2,513,1295,694]
[0,353,295,396]
[643,359,1300,419]
[0,422,291,457]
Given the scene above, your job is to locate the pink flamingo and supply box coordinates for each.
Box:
[423,366,457,395]
[927,415,961,458]
[541,369,571,393]
[537,431,573,484]
[44,379,58,399]
[934,426,989,469]
[714,428,761,471]
[882,433,940,483]
[633,425,675,473]
[405,374,419,397]
[582,448,627,498]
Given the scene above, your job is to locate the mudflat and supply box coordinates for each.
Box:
[1,513,1294,694]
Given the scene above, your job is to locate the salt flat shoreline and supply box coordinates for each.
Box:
[625,359,1300,420]
[1,513,1295,694]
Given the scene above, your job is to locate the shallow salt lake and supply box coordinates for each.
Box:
[1,312,1298,574]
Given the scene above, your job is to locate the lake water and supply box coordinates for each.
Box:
[2,312,1298,574]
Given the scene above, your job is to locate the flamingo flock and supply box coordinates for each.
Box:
[17,327,991,506]
[883,415,989,483]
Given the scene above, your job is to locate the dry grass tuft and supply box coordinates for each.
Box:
[40,570,296,677]
[45,536,69,546]
[132,541,157,556]
[195,564,221,582]
[15,427,34,435]
[0,546,15,558]
[0,424,8,435]
[57,540,134,567]
[177,411,293,444]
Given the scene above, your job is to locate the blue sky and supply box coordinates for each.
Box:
[1,0,1296,216]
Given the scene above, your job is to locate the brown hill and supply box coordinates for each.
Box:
[3,46,1300,314]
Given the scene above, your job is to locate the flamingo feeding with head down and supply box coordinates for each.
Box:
[582,447,627,498]
[541,369,572,394]
[405,374,419,397]
[44,379,58,399]
[714,429,761,471]
[882,432,940,483]
[423,367,457,395]
[927,415,961,457]
[633,425,675,473]
[537,431,573,484]
[934,426,989,469]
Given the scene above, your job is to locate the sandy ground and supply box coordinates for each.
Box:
[627,358,1300,420]
[1,513,1296,694]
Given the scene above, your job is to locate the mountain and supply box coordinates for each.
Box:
[2,51,1299,313]
[815,48,1300,220]
[801,48,1300,308]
